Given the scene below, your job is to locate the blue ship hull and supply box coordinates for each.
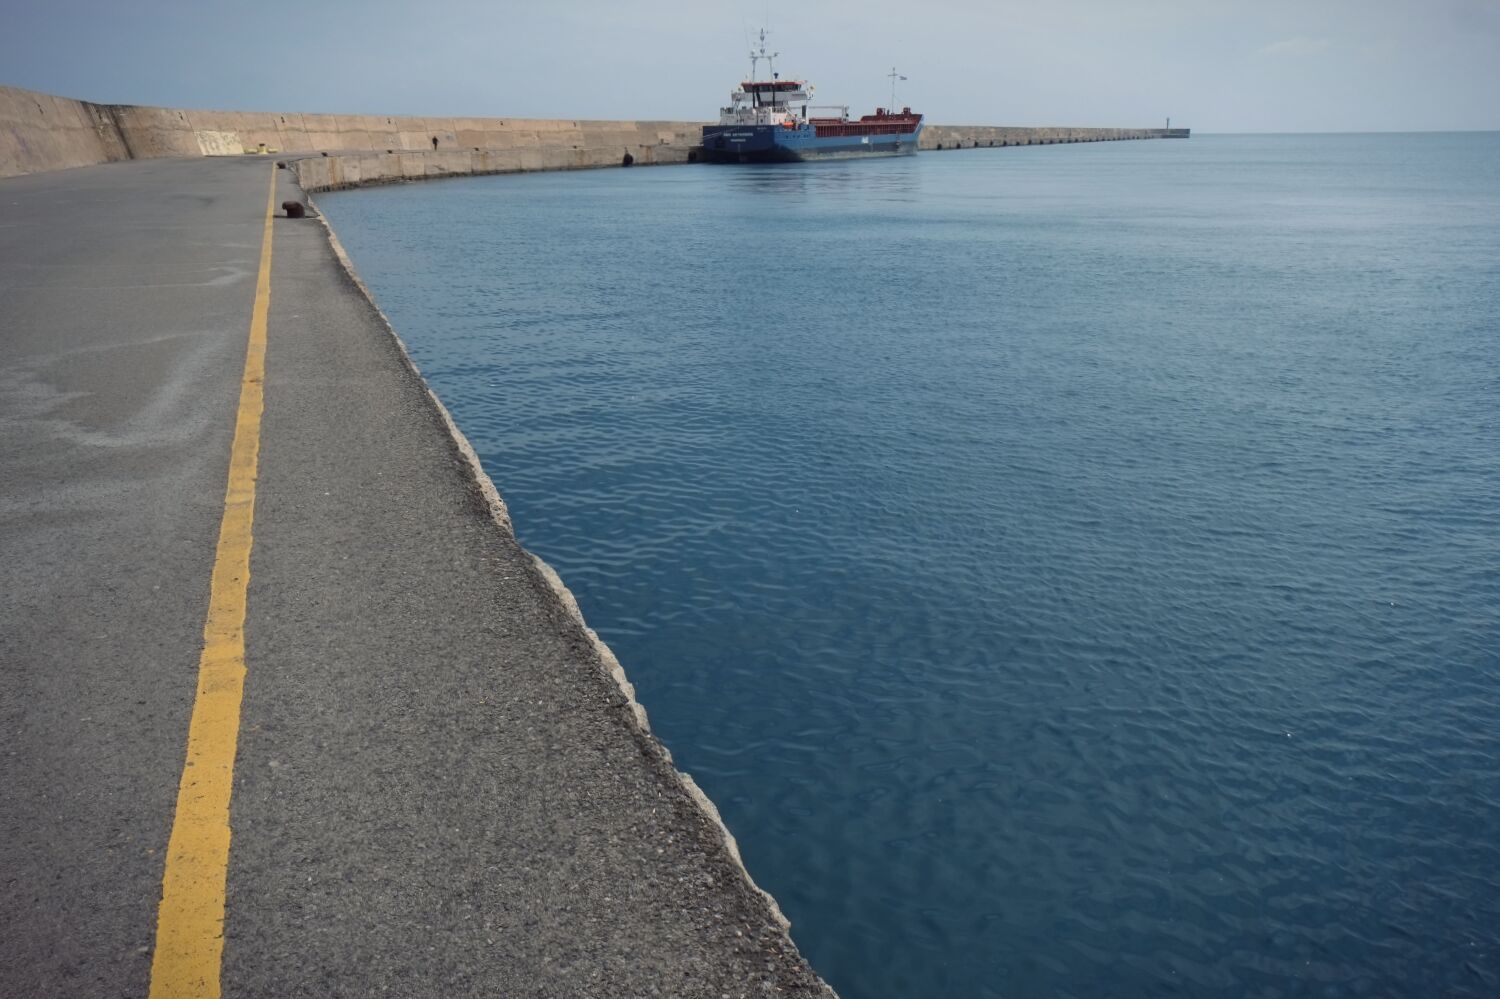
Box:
[700,123,922,163]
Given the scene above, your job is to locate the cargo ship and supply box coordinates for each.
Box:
[701,34,922,163]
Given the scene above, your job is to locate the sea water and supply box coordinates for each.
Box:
[318,133,1500,998]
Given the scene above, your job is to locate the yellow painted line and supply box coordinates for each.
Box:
[148,164,276,999]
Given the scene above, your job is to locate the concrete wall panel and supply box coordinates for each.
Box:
[196,130,242,155]
[0,85,122,177]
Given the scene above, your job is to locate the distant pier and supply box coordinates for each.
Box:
[922,124,1189,150]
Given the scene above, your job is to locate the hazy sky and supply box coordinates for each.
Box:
[5,0,1498,132]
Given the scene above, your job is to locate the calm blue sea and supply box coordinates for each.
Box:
[318,133,1500,998]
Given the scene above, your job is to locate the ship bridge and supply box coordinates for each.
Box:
[720,77,817,127]
[740,80,811,107]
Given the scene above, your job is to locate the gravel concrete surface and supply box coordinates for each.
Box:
[1,157,832,998]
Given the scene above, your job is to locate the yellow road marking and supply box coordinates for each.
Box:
[148,164,276,999]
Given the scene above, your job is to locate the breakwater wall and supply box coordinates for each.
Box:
[2,83,1188,182]
[290,143,694,193]
[292,124,1192,193]
[0,84,701,180]
[922,124,1189,149]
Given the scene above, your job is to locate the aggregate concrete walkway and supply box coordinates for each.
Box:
[0,157,830,998]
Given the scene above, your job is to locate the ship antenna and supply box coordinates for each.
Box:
[888,66,908,110]
[749,27,778,82]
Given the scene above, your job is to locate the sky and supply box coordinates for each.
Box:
[4,0,1498,133]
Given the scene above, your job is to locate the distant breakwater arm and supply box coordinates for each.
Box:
[922,124,1189,149]
[1,83,1185,181]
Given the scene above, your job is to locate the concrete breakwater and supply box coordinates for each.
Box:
[1,153,837,997]
[0,84,701,179]
[923,124,1190,149]
[288,126,1190,193]
[289,142,694,193]
[3,83,1186,182]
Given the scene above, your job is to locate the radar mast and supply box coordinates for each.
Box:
[749,28,778,81]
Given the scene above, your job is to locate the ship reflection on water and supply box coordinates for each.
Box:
[726,156,924,203]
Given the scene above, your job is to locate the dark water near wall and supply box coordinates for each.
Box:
[318,134,1500,998]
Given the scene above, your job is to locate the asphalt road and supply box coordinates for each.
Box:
[1,157,830,997]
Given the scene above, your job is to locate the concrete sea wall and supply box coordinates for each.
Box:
[923,124,1190,149]
[287,124,1191,194]
[3,83,1187,182]
[0,84,701,180]
[289,141,694,193]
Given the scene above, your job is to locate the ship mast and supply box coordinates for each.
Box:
[888,67,908,110]
[749,28,778,82]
